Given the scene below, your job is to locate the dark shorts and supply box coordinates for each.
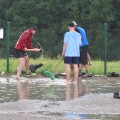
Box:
[80,45,88,65]
[64,57,80,64]
[14,48,28,58]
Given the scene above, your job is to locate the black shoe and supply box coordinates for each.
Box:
[113,92,120,99]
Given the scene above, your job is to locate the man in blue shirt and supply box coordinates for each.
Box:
[62,22,82,83]
[72,21,90,77]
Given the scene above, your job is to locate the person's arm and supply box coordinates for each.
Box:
[79,34,82,46]
[62,43,67,58]
[62,33,68,58]
[24,47,40,52]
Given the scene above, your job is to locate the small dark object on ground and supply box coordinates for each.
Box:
[107,72,119,77]
[54,73,66,78]
[29,63,43,73]
[113,92,120,99]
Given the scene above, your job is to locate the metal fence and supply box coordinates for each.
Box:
[0,23,120,75]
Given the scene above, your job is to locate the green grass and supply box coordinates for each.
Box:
[0,57,65,74]
[89,60,120,75]
[0,58,120,75]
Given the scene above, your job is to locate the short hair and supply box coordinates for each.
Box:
[68,23,75,27]
[30,26,38,33]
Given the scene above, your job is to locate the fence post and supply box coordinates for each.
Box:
[6,22,10,73]
[104,23,108,75]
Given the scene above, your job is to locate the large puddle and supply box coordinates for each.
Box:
[0,76,120,119]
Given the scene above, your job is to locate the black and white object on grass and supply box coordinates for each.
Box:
[37,42,44,57]
[29,63,43,73]
[37,42,42,50]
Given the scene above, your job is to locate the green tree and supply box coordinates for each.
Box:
[0,0,119,60]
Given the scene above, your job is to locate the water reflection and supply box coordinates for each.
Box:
[0,77,118,103]
[17,79,29,100]
[66,83,78,100]
[66,81,90,100]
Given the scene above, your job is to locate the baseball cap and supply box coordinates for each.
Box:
[72,21,77,26]
[68,22,75,27]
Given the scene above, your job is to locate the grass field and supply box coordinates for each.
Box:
[0,58,120,75]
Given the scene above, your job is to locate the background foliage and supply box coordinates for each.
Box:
[0,0,120,60]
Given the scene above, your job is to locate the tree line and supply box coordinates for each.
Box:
[0,0,120,60]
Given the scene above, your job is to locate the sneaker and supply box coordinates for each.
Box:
[82,73,90,77]
[31,72,37,76]
[26,72,31,76]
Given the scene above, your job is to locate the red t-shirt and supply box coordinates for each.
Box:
[15,29,33,51]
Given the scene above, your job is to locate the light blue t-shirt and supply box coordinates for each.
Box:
[64,31,82,57]
[75,27,89,46]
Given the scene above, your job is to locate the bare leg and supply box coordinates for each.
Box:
[24,55,30,73]
[82,64,90,77]
[79,63,83,75]
[16,58,25,78]
[84,64,89,73]
[73,64,79,83]
[66,64,71,83]
[87,53,91,65]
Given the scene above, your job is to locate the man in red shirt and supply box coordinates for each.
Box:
[14,27,41,78]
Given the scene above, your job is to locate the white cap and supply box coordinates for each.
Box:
[72,21,77,26]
